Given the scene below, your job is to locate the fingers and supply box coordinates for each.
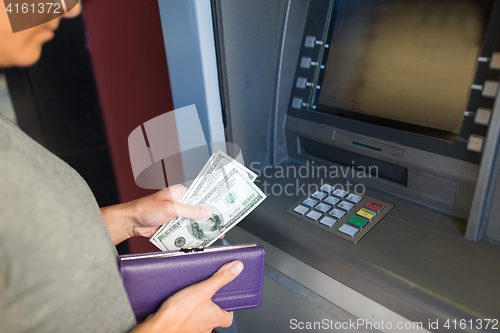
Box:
[217,310,234,328]
[169,184,188,201]
[199,261,244,296]
[161,184,188,201]
[170,202,212,220]
[160,185,212,220]
[143,261,242,332]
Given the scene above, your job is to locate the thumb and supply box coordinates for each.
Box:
[172,203,212,220]
[201,261,244,296]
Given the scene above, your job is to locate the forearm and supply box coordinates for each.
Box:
[100,202,138,245]
[100,186,212,246]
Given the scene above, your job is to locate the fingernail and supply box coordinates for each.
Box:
[230,261,244,276]
[200,207,212,216]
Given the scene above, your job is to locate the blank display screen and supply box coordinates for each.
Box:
[318,0,493,134]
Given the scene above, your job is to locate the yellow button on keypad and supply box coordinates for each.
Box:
[356,208,377,220]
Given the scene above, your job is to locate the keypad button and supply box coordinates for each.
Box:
[306,210,323,221]
[315,203,331,213]
[302,198,318,208]
[365,200,385,212]
[338,201,355,212]
[290,191,393,243]
[332,188,348,198]
[320,184,334,193]
[329,208,346,219]
[346,193,363,204]
[324,196,340,206]
[294,205,309,215]
[356,208,377,221]
[348,216,368,228]
[338,224,359,237]
[319,216,337,228]
[311,191,327,200]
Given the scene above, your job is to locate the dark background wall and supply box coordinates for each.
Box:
[82,0,175,253]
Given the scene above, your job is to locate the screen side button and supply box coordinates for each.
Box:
[304,35,317,48]
[482,80,499,98]
[467,135,485,153]
[300,56,312,69]
[475,108,492,125]
[490,52,500,70]
[292,97,303,109]
[296,77,308,89]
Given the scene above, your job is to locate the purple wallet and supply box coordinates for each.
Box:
[118,243,265,322]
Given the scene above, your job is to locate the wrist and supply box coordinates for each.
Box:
[101,201,138,245]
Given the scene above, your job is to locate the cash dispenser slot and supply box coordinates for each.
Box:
[299,137,408,187]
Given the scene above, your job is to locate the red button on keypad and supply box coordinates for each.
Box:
[365,200,385,212]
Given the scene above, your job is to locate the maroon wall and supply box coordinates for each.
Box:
[82,0,173,253]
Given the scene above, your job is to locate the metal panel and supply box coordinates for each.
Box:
[157,0,226,148]
[227,227,429,333]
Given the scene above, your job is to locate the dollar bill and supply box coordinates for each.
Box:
[150,151,260,249]
[151,167,266,250]
[150,151,258,249]
[181,150,257,204]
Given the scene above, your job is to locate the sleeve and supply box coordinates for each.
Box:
[0,237,7,295]
[0,236,10,329]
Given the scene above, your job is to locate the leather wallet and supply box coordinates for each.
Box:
[118,243,265,322]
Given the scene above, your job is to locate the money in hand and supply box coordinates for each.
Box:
[150,151,265,251]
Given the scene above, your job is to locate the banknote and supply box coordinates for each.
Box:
[181,150,257,204]
[151,167,266,251]
[150,150,258,249]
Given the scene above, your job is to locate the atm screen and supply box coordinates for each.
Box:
[314,0,494,142]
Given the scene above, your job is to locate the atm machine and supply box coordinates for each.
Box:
[158,0,500,332]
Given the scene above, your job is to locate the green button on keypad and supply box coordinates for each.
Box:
[347,216,368,229]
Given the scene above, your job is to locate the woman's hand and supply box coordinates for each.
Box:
[130,260,244,333]
[101,185,212,245]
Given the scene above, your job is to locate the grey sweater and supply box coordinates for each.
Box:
[0,115,136,332]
